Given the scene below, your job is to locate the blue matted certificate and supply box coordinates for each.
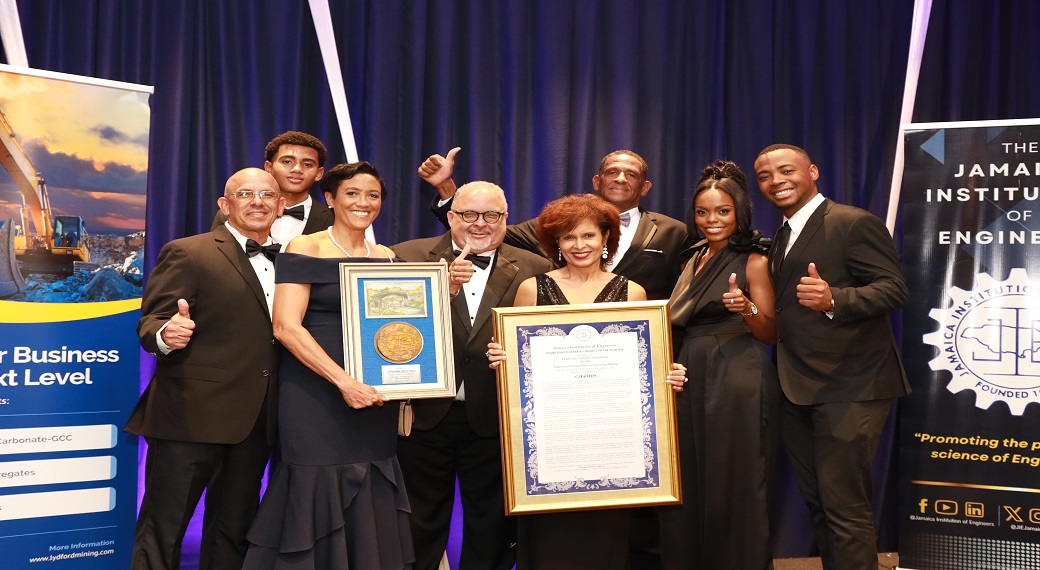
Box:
[339,262,455,400]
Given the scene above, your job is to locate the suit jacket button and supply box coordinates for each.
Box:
[464,358,471,364]
[262,370,270,377]
[777,336,784,343]
[775,306,783,313]
[270,339,276,345]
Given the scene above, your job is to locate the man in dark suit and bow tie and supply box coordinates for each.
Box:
[755,144,910,570]
[127,167,285,569]
[393,181,552,570]
[212,131,334,243]
[419,148,691,300]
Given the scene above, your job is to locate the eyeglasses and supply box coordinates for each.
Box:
[451,210,504,224]
[230,190,279,202]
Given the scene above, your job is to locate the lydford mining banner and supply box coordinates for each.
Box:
[0,64,150,568]
[899,119,1040,570]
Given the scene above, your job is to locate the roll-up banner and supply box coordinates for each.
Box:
[0,64,150,568]
[899,119,1040,570]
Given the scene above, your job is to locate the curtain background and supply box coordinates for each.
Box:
[5,0,1040,558]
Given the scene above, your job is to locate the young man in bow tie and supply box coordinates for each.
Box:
[213,131,333,247]
[127,168,285,569]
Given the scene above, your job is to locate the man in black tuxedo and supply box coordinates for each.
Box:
[127,168,284,569]
[420,148,691,300]
[212,131,333,242]
[394,181,552,570]
[754,144,910,570]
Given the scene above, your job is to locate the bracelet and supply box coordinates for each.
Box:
[740,302,758,317]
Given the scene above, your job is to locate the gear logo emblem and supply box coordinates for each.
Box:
[923,269,1040,415]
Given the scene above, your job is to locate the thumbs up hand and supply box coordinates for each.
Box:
[722,272,751,314]
[448,244,476,296]
[796,262,834,312]
[418,147,461,199]
[162,298,196,350]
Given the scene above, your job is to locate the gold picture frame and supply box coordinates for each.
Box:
[340,262,456,400]
[492,300,681,514]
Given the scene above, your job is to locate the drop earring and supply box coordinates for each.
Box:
[558,250,562,262]
[602,247,608,260]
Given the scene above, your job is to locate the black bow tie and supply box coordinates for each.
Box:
[282,204,305,220]
[245,239,281,262]
[454,249,492,270]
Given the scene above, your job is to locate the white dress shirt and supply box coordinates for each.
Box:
[605,207,641,272]
[454,241,497,400]
[270,195,312,250]
[782,193,833,317]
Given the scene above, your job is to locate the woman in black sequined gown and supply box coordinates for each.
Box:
[488,194,687,569]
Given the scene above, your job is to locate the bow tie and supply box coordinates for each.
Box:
[619,211,632,227]
[282,204,305,220]
[454,249,492,270]
[245,239,281,262]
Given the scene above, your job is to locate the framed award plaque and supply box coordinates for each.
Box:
[492,300,681,514]
[339,262,455,400]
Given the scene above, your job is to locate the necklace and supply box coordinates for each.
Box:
[327,227,371,258]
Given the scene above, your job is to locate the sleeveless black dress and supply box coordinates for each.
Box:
[516,273,633,570]
[244,253,414,569]
[659,241,778,570]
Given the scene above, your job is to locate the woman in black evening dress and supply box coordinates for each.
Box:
[487,194,687,569]
[659,161,778,570]
[244,162,414,569]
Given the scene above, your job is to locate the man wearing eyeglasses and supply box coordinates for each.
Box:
[393,182,552,570]
[419,148,691,301]
[212,131,333,247]
[127,168,285,570]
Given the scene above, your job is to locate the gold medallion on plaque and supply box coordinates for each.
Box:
[374,321,424,363]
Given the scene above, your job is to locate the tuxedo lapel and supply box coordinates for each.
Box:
[302,203,331,234]
[612,211,657,275]
[778,200,828,292]
[214,227,270,319]
[427,235,473,334]
[470,250,519,342]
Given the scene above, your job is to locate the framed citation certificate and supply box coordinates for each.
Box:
[492,301,681,514]
[339,262,455,400]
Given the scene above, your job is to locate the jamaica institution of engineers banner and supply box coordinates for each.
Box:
[899,119,1040,570]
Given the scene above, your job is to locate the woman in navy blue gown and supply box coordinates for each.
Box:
[244,162,414,569]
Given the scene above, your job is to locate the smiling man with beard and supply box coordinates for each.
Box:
[392,181,552,570]
[755,144,909,570]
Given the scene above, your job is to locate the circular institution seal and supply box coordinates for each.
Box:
[922,268,1040,415]
[374,321,423,363]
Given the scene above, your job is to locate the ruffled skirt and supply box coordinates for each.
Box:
[244,459,414,569]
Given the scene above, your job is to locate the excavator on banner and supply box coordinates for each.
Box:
[0,108,90,296]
